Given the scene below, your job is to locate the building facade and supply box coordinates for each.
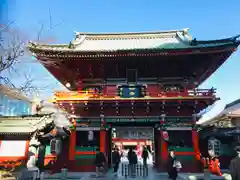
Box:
[0,85,32,116]
[28,29,240,172]
[200,99,240,168]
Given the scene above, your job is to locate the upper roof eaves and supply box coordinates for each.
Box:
[28,28,240,53]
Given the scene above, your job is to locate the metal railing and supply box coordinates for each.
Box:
[120,163,148,177]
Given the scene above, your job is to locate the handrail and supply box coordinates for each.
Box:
[54,88,215,99]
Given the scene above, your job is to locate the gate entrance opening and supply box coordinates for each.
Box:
[110,127,155,166]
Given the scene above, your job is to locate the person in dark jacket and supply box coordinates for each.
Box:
[167,150,178,180]
[142,146,149,167]
[127,148,138,177]
[95,151,107,177]
[229,146,240,180]
[112,147,121,175]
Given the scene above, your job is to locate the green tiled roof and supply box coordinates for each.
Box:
[0,115,54,134]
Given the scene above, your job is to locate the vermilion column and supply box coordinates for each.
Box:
[69,120,76,160]
[100,129,106,153]
[161,131,168,163]
[192,130,200,160]
[24,141,30,159]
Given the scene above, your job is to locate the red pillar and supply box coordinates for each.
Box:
[192,130,200,160]
[69,131,76,160]
[100,129,106,153]
[159,130,168,170]
[160,131,168,162]
[69,120,76,160]
[24,141,30,160]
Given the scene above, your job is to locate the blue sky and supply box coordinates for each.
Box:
[4,0,240,121]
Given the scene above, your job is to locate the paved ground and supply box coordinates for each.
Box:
[43,165,229,180]
[44,171,226,180]
[44,170,182,180]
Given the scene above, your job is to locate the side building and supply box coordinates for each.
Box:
[201,99,240,127]
[199,99,240,169]
[0,84,34,168]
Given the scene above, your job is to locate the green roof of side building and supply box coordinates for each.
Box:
[0,114,54,135]
[201,98,240,126]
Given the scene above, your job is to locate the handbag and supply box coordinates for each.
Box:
[173,160,182,169]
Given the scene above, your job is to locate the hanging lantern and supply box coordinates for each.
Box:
[192,114,197,122]
[160,114,166,123]
[131,101,135,115]
[162,131,169,141]
[146,101,150,114]
[88,130,94,141]
[100,114,105,127]
[50,139,62,155]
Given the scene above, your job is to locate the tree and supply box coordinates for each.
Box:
[0,11,62,98]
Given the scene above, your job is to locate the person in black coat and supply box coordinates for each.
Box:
[142,146,149,167]
[128,148,138,177]
[95,151,107,177]
[167,150,178,180]
[112,147,121,174]
[229,146,240,180]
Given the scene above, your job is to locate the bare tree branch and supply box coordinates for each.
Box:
[37,22,44,42]
[0,10,62,98]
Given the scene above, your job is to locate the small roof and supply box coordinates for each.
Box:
[0,115,54,135]
[28,28,240,53]
[202,98,240,126]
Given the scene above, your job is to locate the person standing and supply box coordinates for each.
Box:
[167,150,178,180]
[128,148,138,177]
[94,151,107,177]
[112,147,121,175]
[229,145,240,180]
[142,146,149,167]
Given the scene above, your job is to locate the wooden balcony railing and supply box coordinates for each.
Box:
[53,88,216,100]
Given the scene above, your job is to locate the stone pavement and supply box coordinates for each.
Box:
[44,171,226,180]
[43,166,228,180]
[44,169,183,180]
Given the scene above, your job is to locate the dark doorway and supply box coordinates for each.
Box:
[127,69,137,83]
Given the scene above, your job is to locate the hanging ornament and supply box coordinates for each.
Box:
[146,101,150,114]
[100,114,105,127]
[192,114,197,123]
[88,64,93,77]
[115,101,119,115]
[131,101,135,116]
[88,130,94,141]
[100,64,104,76]
[160,114,166,124]
[162,131,169,141]
[116,64,119,77]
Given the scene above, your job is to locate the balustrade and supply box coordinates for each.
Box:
[54,88,216,100]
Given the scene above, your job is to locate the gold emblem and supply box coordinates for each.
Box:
[130,91,135,96]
